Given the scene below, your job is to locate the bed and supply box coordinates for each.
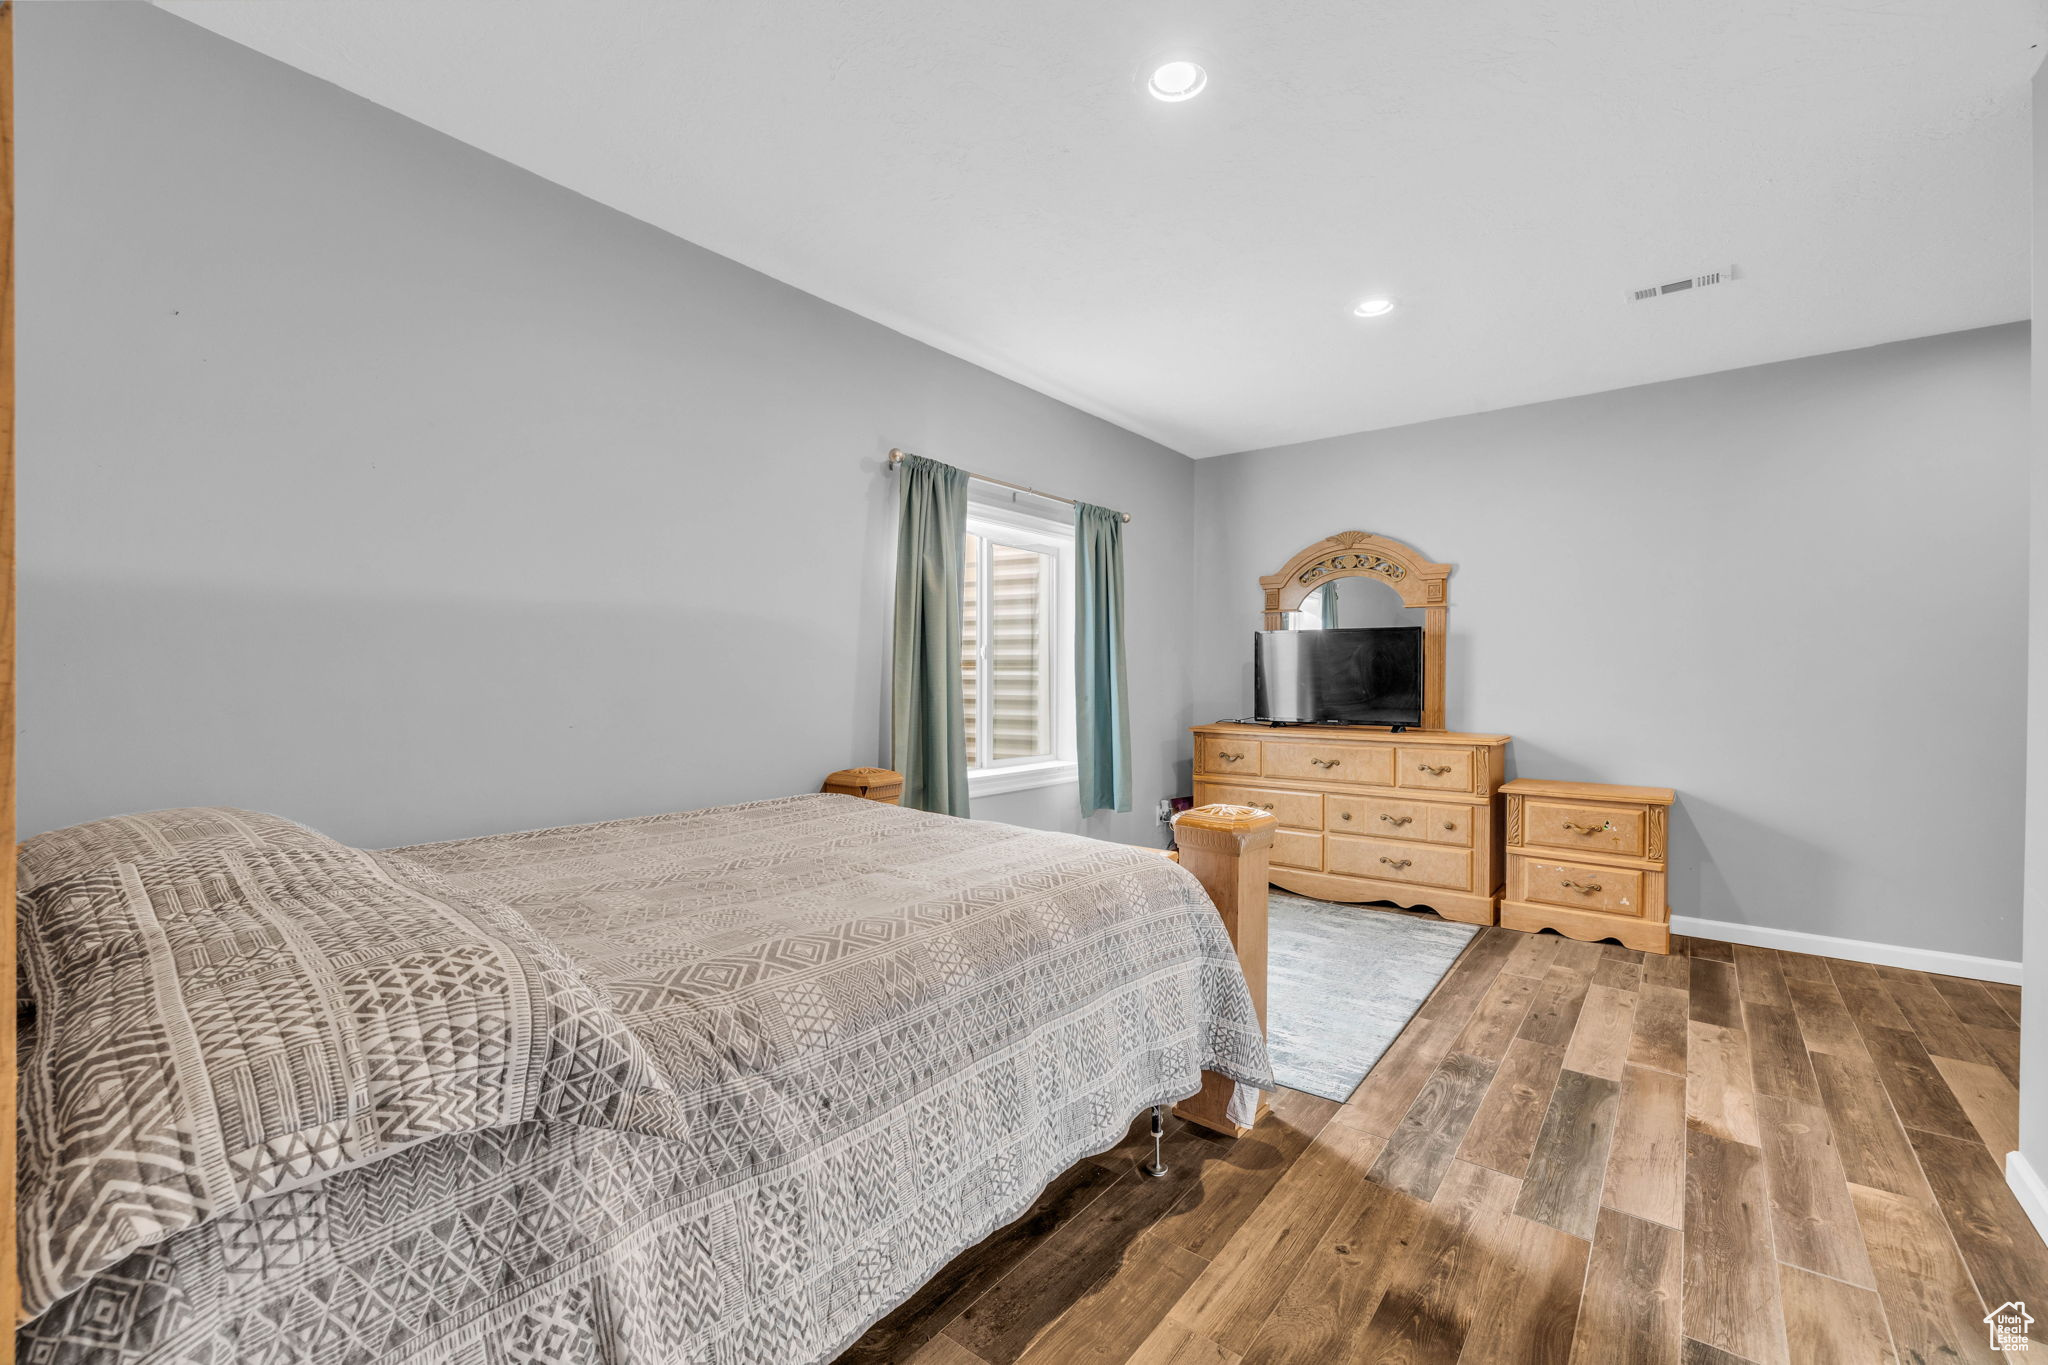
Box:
[15,793,1271,1364]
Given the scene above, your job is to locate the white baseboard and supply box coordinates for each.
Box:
[1670,914,2021,985]
[2009,1152,2048,1244]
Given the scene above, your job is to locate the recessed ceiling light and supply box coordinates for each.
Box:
[1147,60,1207,102]
[1352,298,1396,318]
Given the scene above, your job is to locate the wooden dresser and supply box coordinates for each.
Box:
[1500,779,1675,953]
[1188,723,1510,926]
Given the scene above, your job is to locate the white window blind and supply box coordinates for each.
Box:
[960,492,1076,795]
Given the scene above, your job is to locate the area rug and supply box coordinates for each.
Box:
[1266,891,1482,1102]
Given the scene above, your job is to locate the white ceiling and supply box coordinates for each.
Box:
[159,0,2042,457]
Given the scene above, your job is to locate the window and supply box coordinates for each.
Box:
[961,498,1076,795]
[1286,582,1331,631]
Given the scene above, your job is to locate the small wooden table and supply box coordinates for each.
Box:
[821,767,904,804]
[1500,779,1676,954]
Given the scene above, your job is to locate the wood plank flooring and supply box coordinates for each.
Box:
[838,927,2041,1365]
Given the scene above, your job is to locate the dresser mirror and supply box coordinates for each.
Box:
[1259,530,1454,729]
[1289,574,1413,631]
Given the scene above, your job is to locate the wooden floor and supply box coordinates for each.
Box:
[839,926,2042,1365]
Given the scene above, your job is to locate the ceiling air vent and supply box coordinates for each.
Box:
[1629,266,1736,303]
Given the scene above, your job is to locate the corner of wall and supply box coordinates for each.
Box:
[2015,58,2048,1239]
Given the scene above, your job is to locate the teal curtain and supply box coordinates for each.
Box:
[890,454,971,817]
[1075,502,1132,815]
[1319,584,1339,629]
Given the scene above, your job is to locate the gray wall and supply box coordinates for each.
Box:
[2019,65,2047,1179]
[17,3,1195,849]
[1194,325,2030,962]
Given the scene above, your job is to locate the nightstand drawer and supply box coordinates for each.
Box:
[1193,781,1322,830]
[1195,736,1260,777]
[1264,741,1394,786]
[1326,794,1472,847]
[1517,799,1647,859]
[1515,856,1647,918]
[1396,746,1475,793]
[1327,834,1473,891]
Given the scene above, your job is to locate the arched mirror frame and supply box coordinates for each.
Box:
[1258,530,1453,731]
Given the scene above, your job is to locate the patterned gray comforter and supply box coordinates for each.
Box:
[19,794,1270,1364]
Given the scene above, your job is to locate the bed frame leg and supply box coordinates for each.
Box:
[1168,804,1278,1138]
[1139,1105,1169,1178]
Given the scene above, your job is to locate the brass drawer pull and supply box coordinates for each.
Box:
[1560,879,1603,894]
[1379,814,1413,827]
[1444,822,1457,831]
[1339,811,1352,821]
[1562,821,1608,836]
[1380,857,1413,870]
[1218,751,1245,762]
[1417,763,1453,776]
[1310,757,1341,769]
[1253,801,1274,811]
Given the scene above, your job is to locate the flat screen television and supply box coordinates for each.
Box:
[1253,627,1425,727]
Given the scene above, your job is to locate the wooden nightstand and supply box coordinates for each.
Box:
[821,767,904,804]
[1500,779,1676,954]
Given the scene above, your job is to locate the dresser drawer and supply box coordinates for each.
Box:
[1516,856,1646,918]
[1195,736,1260,777]
[1326,794,1472,847]
[1518,799,1646,859]
[1263,741,1394,786]
[1396,746,1476,793]
[1194,781,1323,830]
[1326,834,1474,891]
[1272,828,1323,871]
